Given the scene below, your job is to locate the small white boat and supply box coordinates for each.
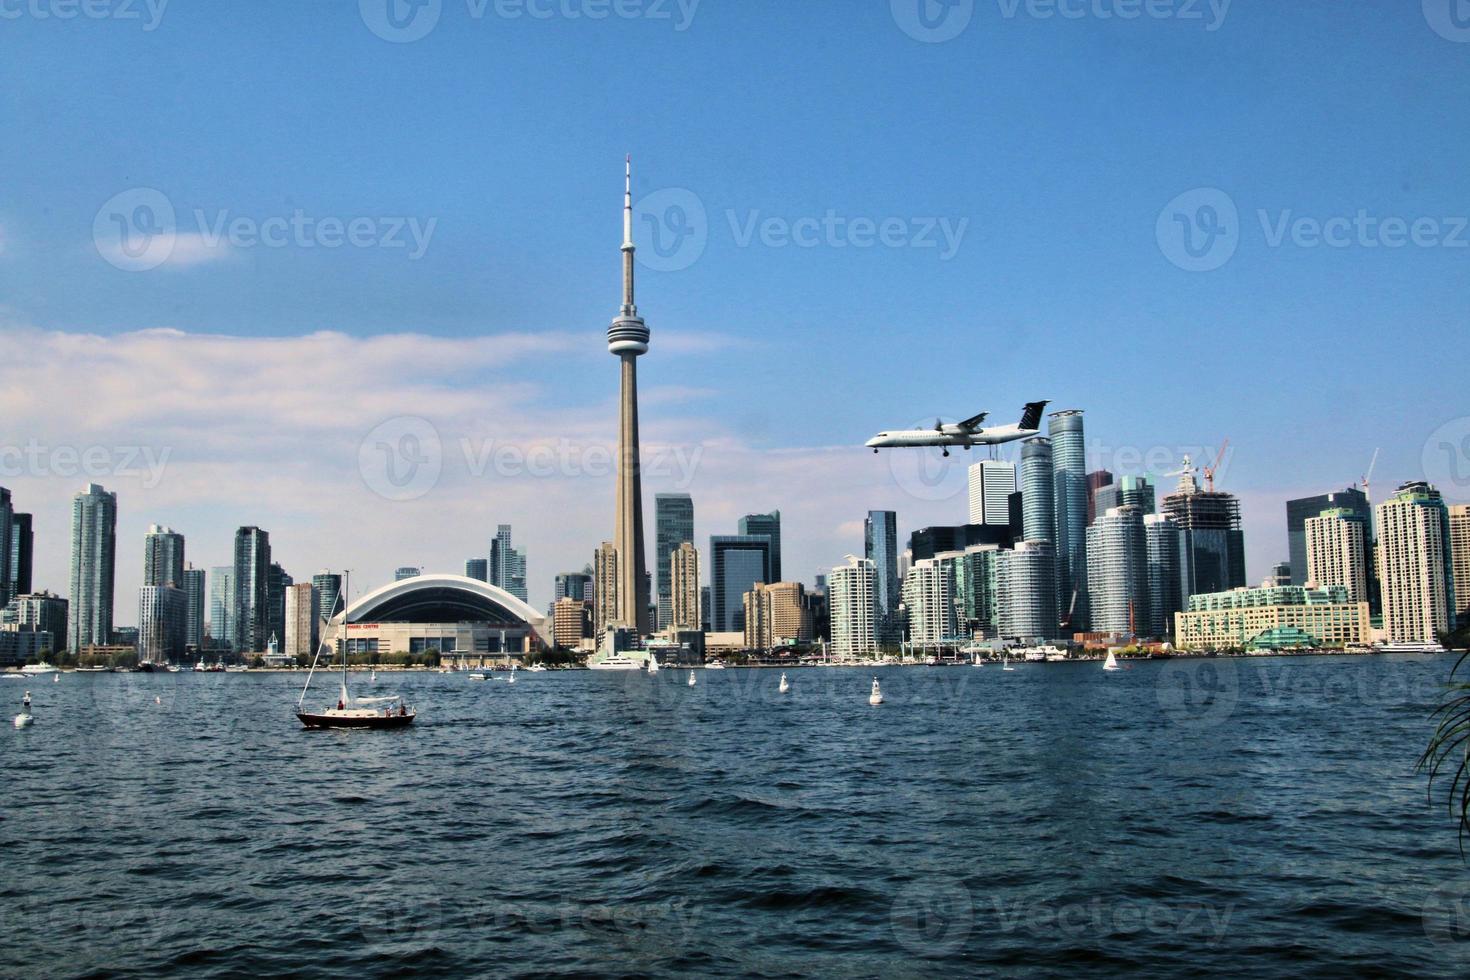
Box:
[868,677,883,705]
[778,672,789,694]
[687,671,696,687]
[20,663,58,676]
[1103,649,1122,672]
[468,672,488,681]
[527,664,548,672]
[588,655,645,671]
[705,660,727,670]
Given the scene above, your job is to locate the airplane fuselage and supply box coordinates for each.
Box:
[865,425,1035,450]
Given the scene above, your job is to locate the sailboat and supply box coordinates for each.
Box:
[1001,655,1015,671]
[1103,649,1122,672]
[647,653,660,674]
[778,672,789,694]
[296,573,416,730]
[507,665,517,685]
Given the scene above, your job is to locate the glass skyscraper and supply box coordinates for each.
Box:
[142,524,185,589]
[709,535,771,632]
[1144,514,1182,638]
[655,493,694,629]
[1285,487,1370,586]
[68,483,117,652]
[865,510,899,645]
[1049,410,1088,630]
[737,511,782,583]
[232,526,271,654]
[1020,437,1055,545]
[210,566,235,650]
[1085,505,1148,635]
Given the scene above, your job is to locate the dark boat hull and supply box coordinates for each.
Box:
[296,711,416,730]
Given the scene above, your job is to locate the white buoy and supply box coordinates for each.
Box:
[778,673,790,694]
[155,696,162,705]
[14,711,31,728]
[869,677,883,706]
[508,666,516,685]
[688,671,696,687]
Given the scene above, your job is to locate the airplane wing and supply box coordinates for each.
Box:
[958,411,988,431]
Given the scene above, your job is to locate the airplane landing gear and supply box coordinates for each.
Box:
[873,448,879,454]
[942,449,950,458]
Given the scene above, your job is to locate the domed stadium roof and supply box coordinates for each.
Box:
[340,574,548,642]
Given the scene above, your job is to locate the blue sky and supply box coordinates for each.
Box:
[2,1,1468,613]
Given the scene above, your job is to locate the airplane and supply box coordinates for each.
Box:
[865,401,1050,456]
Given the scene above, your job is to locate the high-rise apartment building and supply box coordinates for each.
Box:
[670,541,700,632]
[232,526,271,654]
[182,565,206,651]
[1160,469,1246,603]
[936,545,1001,639]
[1049,410,1089,629]
[142,524,185,589]
[968,461,1018,526]
[830,556,877,659]
[655,493,694,630]
[312,571,344,633]
[737,511,782,583]
[1020,437,1055,545]
[902,557,956,645]
[209,566,235,650]
[552,597,593,649]
[1377,482,1456,644]
[9,511,33,599]
[1143,514,1182,639]
[1305,508,1369,605]
[138,584,187,663]
[997,540,1058,641]
[593,541,619,638]
[1286,487,1371,586]
[465,558,489,583]
[743,581,814,650]
[1450,504,1470,628]
[1085,505,1149,636]
[284,582,318,661]
[1086,469,1115,526]
[268,562,291,647]
[69,483,117,652]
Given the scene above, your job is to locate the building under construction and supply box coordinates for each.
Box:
[1160,465,1247,603]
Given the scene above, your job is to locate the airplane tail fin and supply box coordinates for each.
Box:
[1018,401,1049,432]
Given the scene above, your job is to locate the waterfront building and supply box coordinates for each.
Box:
[142,524,185,588]
[8,510,32,601]
[1160,468,1246,603]
[670,541,700,632]
[552,597,593,649]
[710,534,772,633]
[1049,410,1089,629]
[1174,584,1371,651]
[489,525,529,603]
[232,526,271,654]
[284,582,317,661]
[738,511,782,583]
[902,557,956,645]
[997,540,1059,641]
[0,488,11,604]
[182,565,205,650]
[1020,437,1055,545]
[1451,504,1470,628]
[465,558,489,583]
[13,592,67,655]
[322,574,551,664]
[829,556,877,658]
[68,483,117,653]
[593,541,619,639]
[743,581,814,650]
[865,510,900,645]
[937,545,1000,639]
[1086,505,1149,636]
[209,566,235,650]
[1286,487,1371,586]
[968,461,1018,526]
[1143,514,1182,639]
[138,584,187,663]
[608,159,652,635]
[1305,508,1369,605]
[655,493,695,629]
[1376,482,1456,644]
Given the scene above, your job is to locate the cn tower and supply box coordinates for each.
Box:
[608,157,651,635]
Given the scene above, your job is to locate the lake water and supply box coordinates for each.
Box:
[4,655,1469,977]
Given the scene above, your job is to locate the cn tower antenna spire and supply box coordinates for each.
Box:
[621,155,637,315]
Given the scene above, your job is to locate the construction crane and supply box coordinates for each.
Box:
[1357,447,1380,505]
[1202,438,1230,493]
